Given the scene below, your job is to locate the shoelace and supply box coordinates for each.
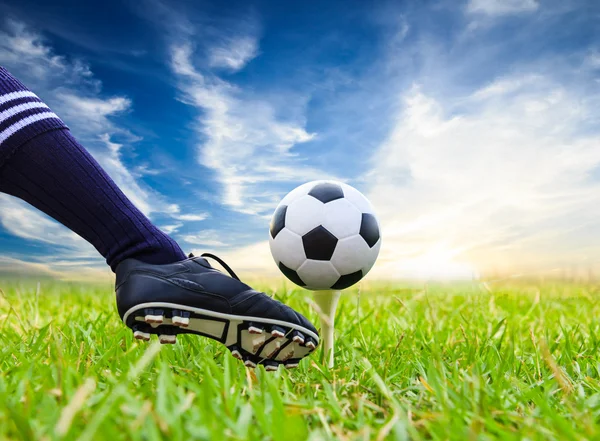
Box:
[188,252,241,281]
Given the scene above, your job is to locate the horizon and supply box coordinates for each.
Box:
[0,0,599,282]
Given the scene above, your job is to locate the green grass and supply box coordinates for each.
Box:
[1,279,600,440]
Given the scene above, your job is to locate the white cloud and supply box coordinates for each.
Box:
[0,255,111,281]
[0,20,98,88]
[0,195,96,256]
[467,0,539,16]
[56,94,131,133]
[208,36,259,72]
[197,240,278,278]
[172,213,209,222]
[183,229,228,247]
[170,42,326,215]
[584,50,600,69]
[366,74,600,278]
[159,223,183,234]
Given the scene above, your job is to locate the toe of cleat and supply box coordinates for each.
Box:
[158,334,177,344]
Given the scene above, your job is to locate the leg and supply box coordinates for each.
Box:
[0,66,319,369]
[0,68,185,271]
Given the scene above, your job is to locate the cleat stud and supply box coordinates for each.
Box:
[248,325,263,335]
[158,334,177,344]
[251,334,266,353]
[229,345,243,360]
[292,331,305,344]
[284,361,299,370]
[144,314,164,325]
[172,316,190,327]
[244,359,257,368]
[305,338,317,350]
[271,326,286,339]
[281,349,295,361]
[133,330,151,341]
[264,362,279,372]
[231,350,243,360]
[267,340,282,358]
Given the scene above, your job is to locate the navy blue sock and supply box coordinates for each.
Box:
[0,66,187,271]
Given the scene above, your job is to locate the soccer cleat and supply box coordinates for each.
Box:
[116,253,319,369]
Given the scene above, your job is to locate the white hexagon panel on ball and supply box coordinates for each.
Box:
[269,180,381,367]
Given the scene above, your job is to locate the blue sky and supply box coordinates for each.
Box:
[0,0,599,280]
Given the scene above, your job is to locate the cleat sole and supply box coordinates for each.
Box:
[123,302,319,370]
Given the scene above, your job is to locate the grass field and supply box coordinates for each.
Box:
[1,279,600,440]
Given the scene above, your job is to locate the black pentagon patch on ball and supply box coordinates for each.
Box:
[302,226,338,260]
[331,270,363,290]
[279,262,305,286]
[270,205,287,238]
[360,213,380,248]
[308,182,344,203]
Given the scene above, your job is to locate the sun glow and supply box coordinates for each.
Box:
[371,243,478,280]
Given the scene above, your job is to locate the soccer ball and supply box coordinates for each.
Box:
[269,180,381,290]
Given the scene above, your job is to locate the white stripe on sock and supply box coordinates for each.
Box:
[0,112,61,145]
[0,91,38,106]
[0,102,49,124]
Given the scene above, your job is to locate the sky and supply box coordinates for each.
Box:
[0,0,599,281]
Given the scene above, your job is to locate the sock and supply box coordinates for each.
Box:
[0,66,187,271]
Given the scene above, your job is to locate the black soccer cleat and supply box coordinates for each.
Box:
[115,253,319,369]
